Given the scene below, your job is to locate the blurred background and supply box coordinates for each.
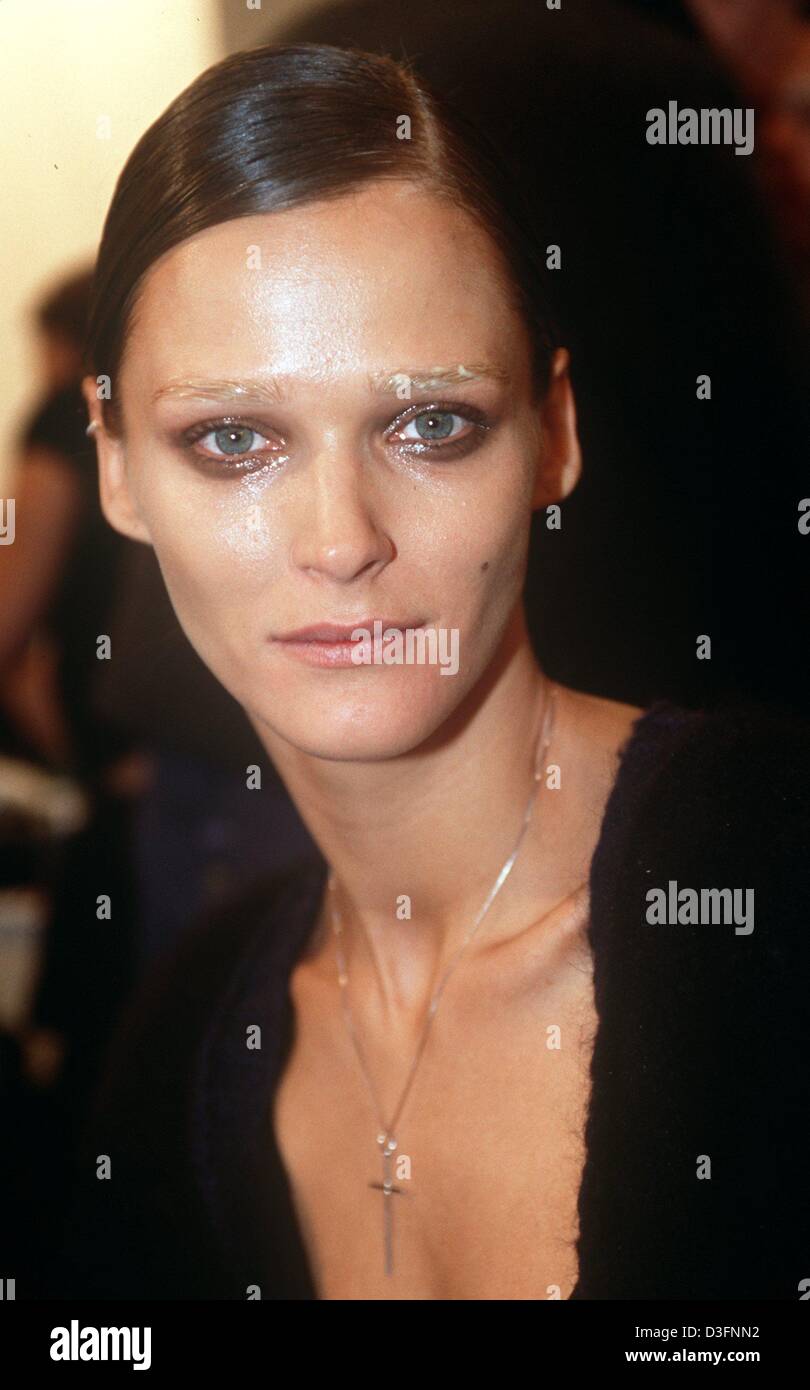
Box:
[0,0,807,1296]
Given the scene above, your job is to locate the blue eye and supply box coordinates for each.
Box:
[210,424,263,455]
[401,410,463,442]
[389,402,491,457]
[176,399,493,474]
[185,421,272,460]
[175,416,286,473]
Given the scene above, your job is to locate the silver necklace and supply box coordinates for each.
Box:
[327,679,558,1277]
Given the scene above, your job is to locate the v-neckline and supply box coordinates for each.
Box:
[260,878,596,1300]
[193,700,694,1300]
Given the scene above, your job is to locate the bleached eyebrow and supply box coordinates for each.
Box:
[369,364,510,393]
[151,364,509,405]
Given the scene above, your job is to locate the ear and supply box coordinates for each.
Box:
[81,376,152,545]
[531,348,582,510]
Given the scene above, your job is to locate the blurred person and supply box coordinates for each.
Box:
[0,269,142,1182]
[1,266,138,778]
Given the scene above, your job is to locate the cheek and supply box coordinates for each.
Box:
[144,510,267,706]
[427,475,532,616]
[137,463,283,607]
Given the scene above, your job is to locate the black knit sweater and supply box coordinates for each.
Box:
[51,700,810,1299]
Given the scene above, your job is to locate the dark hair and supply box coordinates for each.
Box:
[84,42,559,437]
[37,265,95,348]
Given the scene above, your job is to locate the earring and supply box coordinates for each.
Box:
[85,421,100,437]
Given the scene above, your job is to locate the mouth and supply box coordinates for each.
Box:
[271,617,427,668]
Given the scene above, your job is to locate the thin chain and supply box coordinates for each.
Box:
[328,679,558,1146]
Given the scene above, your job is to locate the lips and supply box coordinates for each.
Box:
[271,617,428,669]
[275,619,422,643]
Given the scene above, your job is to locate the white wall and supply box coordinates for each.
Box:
[0,0,226,485]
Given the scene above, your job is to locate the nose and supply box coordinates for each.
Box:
[289,447,394,583]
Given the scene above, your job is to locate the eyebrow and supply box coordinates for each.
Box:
[151,364,510,405]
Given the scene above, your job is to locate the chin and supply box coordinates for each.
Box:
[245,666,471,763]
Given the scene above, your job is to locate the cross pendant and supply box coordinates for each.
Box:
[368,1136,406,1276]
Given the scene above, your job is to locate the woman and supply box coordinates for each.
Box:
[54,43,808,1301]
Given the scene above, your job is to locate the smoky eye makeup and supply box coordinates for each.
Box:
[173,416,283,473]
[384,399,496,459]
[163,398,499,475]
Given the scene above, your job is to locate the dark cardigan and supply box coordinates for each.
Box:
[52,700,810,1300]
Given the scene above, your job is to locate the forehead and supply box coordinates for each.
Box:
[122,180,526,391]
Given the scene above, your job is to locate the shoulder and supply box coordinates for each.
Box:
[601,695,810,851]
[579,696,810,1298]
[590,694,810,971]
[558,686,645,780]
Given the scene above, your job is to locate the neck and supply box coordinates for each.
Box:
[250,606,558,1010]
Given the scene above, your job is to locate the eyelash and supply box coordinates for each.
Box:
[176,401,493,471]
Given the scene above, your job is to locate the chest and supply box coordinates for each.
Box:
[272,922,598,1300]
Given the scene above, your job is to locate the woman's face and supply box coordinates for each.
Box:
[87,179,580,760]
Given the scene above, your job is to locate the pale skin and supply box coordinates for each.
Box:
[84,178,643,1298]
